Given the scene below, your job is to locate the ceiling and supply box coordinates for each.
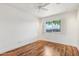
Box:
[3,3,79,18]
[34,3,79,17]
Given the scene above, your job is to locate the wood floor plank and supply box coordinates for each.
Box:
[0,40,79,56]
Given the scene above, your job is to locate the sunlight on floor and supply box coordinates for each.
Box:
[44,46,60,56]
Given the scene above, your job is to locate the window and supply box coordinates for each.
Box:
[44,19,61,32]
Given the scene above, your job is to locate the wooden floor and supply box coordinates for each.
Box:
[0,40,79,56]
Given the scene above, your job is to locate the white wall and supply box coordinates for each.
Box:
[40,10,79,47]
[0,4,39,53]
[77,8,79,48]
